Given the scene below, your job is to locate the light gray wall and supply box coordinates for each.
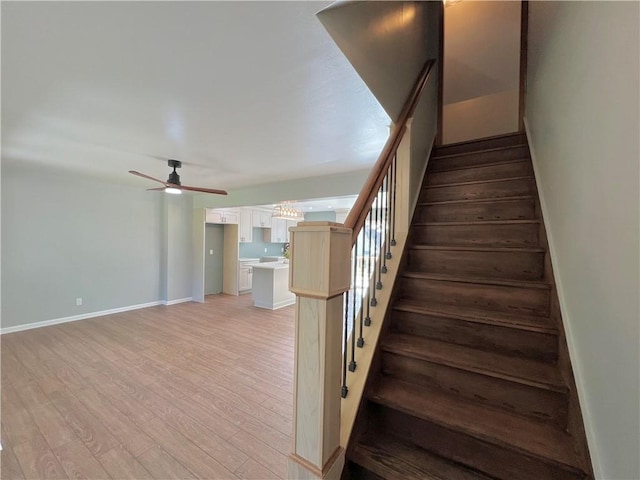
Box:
[318,1,439,121]
[304,211,336,222]
[318,0,441,219]
[526,2,639,479]
[1,164,163,328]
[163,194,194,302]
[409,0,441,211]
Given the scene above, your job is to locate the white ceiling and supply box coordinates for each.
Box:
[1,1,390,191]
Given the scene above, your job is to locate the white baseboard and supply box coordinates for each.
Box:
[162,297,193,306]
[0,300,163,335]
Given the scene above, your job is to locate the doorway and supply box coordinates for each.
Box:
[204,224,224,295]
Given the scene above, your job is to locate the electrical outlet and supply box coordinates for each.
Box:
[264,247,267,253]
[209,249,214,255]
[75,297,83,306]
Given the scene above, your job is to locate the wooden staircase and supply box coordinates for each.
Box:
[344,133,592,480]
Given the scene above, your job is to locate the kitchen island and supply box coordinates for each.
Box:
[251,262,295,310]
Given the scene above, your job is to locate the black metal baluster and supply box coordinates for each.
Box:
[349,244,357,372]
[376,183,385,289]
[391,155,397,247]
[382,173,390,273]
[384,172,391,267]
[365,207,373,326]
[341,290,349,398]
[371,192,380,304]
[357,228,365,348]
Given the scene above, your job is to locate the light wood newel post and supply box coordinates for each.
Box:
[287,222,351,480]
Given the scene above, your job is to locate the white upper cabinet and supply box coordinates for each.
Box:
[205,208,239,224]
[252,211,272,228]
[239,210,253,243]
[264,217,287,243]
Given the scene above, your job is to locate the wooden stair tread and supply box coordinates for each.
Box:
[393,300,557,334]
[427,158,530,174]
[382,333,566,392]
[432,144,529,161]
[414,219,540,227]
[421,195,534,206]
[369,377,584,473]
[351,435,493,480]
[401,271,551,290]
[422,176,533,189]
[408,245,545,253]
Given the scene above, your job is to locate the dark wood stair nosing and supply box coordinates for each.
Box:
[400,272,551,290]
[381,335,567,393]
[435,131,525,149]
[427,158,531,174]
[422,176,533,190]
[407,245,545,253]
[432,144,529,161]
[413,219,540,227]
[420,195,535,207]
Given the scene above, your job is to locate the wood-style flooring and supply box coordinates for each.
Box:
[1,294,295,479]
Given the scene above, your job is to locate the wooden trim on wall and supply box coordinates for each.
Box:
[436,0,445,145]
[519,0,529,131]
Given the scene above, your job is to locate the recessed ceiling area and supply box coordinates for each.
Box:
[256,194,357,214]
[1,1,390,190]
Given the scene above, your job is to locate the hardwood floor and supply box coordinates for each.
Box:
[1,294,295,479]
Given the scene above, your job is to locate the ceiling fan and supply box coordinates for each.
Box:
[129,159,227,195]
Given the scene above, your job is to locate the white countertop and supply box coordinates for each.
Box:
[238,257,261,263]
[251,262,290,270]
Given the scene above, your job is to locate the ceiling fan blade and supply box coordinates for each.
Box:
[179,184,228,195]
[146,187,166,191]
[129,170,167,185]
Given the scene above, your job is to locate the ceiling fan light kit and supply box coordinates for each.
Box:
[128,159,228,196]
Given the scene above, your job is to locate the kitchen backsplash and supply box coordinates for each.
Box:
[239,227,287,258]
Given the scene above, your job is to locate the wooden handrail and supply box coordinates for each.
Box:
[344,58,436,245]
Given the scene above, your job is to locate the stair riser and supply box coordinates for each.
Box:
[430,145,530,171]
[399,277,550,317]
[434,134,527,157]
[407,249,544,281]
[420,178,534,203]
[373,405,586,480]
[392,310,558,361]
[412,223,539,248]
[426,161,532,186]
[417,198,535,222]
[382,352,568,425]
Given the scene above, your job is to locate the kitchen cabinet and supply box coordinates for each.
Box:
[252,211,272,228]
[239,210,253,243]
[206,208,238,224]
[238,264,253,293]
[264,217,287,243]
[251,262,295,309]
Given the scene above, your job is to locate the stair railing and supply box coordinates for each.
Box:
[341,57,436,397]
[287,58,436,480]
